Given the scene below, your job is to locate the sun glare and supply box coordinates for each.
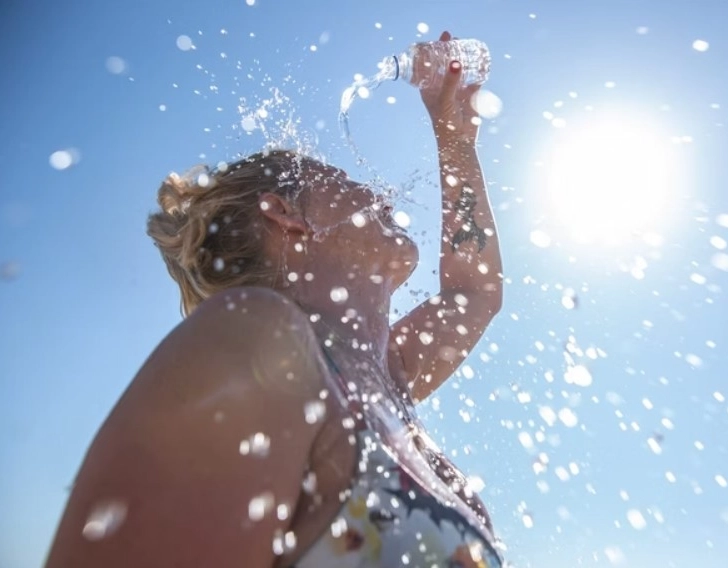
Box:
[539,113,682,246]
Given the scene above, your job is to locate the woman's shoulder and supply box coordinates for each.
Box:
[153,286,324,399]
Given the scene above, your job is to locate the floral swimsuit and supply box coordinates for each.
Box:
[291,347,505,568]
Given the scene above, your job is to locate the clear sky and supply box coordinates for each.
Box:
[1,0,726,566]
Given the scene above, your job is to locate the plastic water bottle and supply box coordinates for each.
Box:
[338,38,491,170]
[382,38,491,90]
[340,38,491,116]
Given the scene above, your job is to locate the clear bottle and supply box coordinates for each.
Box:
[381,38,491,89]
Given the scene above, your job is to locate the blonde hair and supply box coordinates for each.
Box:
[147,149,311,317]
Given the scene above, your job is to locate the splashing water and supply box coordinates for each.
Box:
[338,62,403,200]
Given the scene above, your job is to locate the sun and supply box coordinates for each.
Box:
[538,111,683,246]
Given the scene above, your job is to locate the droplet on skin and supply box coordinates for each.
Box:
[248,492,274,521]
[418,331,434,345]
[330,287,349,303]
[351,212,367,228]
[82,501,128,541]
[304,400,326,424]
[239,432,271,457]
[272,529,297,555]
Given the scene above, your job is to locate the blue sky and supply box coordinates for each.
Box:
[1,0,726,566]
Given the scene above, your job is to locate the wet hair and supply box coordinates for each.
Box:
[147,149,311,317]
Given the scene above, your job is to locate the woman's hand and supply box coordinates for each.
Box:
[419,31,482,150]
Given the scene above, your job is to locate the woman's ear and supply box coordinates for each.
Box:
[258,192,308,234]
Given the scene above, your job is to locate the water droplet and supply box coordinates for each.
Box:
[636,26,649,35]
[176,35,194,51]
[241,115,257,132]
[330,287,349,303]
[239,432,271,457]
[82,500,127,541]
[518,431,534,450]
[248,492,274,521]
[418,331,434,345]
[304,400,326,424]
[393,210,410,228]
[351,212,367,228]
[473,90,503,119]
[0,261,21,281]
[564,365,592,387]
[692,39,710,52]
[604,546,626,564]
[561,288,577,309]
[626,509,647,530]
[685,353,703,368]
[49,149,80,170]
[416,22,429,34]
[386,96,397,104]
[105,56,127,74]
[272,529,297,555]
[539,406,557,426]
[710,235,727,250]
[716,475,727,488]
[522,512,534,528]
[529,229,552,248]
[711,253,728,271]
[245,0,256,5]
[558,407,578,427]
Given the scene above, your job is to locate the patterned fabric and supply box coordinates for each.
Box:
[292,347,505,568]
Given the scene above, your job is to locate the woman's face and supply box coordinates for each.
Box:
[297,161,419,285]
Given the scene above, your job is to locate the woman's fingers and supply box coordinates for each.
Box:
[439,60,462,107]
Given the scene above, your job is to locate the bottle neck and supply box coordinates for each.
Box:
[380,50,413,83]
[392,50,413,83]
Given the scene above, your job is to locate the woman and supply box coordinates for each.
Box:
[45,31,504,568]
